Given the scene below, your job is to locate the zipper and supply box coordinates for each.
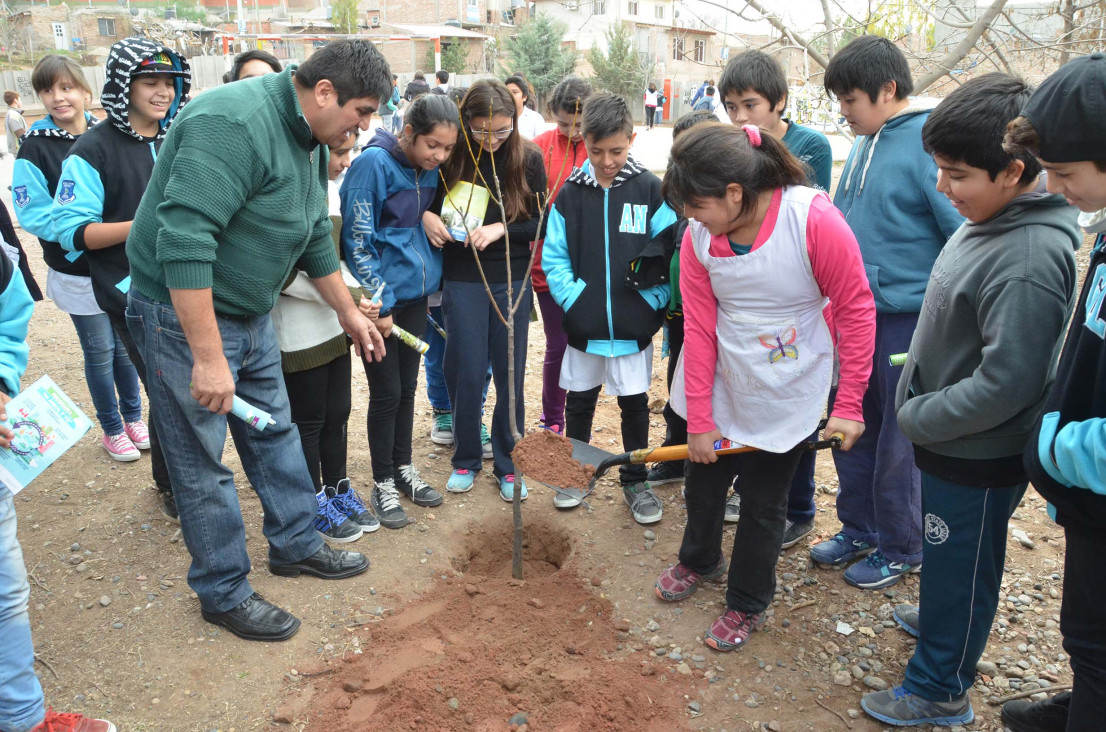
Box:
[603,187,614,356]
[413,166,426,296]
[148,141,157,161]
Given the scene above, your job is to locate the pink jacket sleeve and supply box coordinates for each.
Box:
[679,226,721,434]
[806,194,875,422]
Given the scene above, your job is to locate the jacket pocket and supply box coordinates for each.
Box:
[864,264,898,311]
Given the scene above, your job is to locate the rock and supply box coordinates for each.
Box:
[833,671,852,686]
[99,595,112,607]
[675,662,692,675]
[977,660,997,676]
[767,722,782,732]
[272,706,295,724]
[111,622,124,630]
[1011,528,1035,549]
[745,697,760,708]
[646,619,661,632]
[508,712,528,725]
[342,681,361,693]
[614,619,631,632]
[75,563,89,573]
[527,598,545,609]
[846,709,860,719]
[863,676,889,691]
[447,697,460,710]
[687,701,702,714]
[464,584,480,596]
[643,530,657,541]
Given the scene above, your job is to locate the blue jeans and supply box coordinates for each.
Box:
[424,304,491,412]
[126,291,323,614]
[70,312,142,435]
[904,473,1025,701]
[0,496,45,732]
[831,311,923,564]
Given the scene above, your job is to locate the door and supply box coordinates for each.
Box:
[52,23,70,51]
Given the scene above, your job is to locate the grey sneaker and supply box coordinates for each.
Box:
[780,518,814,549]
[861,685,973,726]
[893,603,919,638]
[723,491,741,523]
[431,410,453,445]
[623,483,663,524]
[480,424,493,460]
[371,478,408,529]
[396,464,443,507]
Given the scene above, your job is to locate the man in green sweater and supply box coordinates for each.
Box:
[125,40,390,642]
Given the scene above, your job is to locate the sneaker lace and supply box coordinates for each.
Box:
[375,478,401,512]
[630,485,662,513]
[105,433,134,450]
[435,412,452,430]
[399,464,429,492]
[322,494,349,527]
[723,609,759,634]
[335,486,367,514]
[38,709,85,731]
[891,685,912,701]
[865,550,889,568]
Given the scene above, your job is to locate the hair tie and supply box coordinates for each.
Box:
[742,124,762,148]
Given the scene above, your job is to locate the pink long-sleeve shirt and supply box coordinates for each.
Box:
[681,188,875,435]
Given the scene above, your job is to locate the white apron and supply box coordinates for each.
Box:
[670,186,833,453]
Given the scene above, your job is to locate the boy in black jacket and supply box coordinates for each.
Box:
[1000,53,1106,732]
[542,92,677,525]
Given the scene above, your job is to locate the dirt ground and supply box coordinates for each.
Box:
[10,225,1073,731]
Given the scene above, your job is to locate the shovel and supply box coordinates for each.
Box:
[544,426,842,508]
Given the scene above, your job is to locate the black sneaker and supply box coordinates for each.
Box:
[158,491,180,524]
[1001,691,1071,732]
[646,460,684,486]
[329,479,380,532]
[371,478,408,529]
[396,464,443,507]
[312,488,363,543]
[780,518,814,549]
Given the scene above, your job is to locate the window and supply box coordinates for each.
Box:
[654,3,664,19]
[593,0,605,14]
[672,36,684,60]
[627,0,638,15]
[97,18,116,36]
[694,38,705,63]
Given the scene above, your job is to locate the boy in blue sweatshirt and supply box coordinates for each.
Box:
[542,92,677,525]
[810,36,962,590]
[858,73,1080,727]
[52,37,189,521]
[998,53,1106,732]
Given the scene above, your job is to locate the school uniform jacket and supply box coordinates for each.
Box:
[51,37,190,316]
[541,156,677,356]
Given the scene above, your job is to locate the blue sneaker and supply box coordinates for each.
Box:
[893,603,919,638]
[844,550,921,590]
[328,479,380,533]
[447,469,475,493]
[499,474,527,502]
[313,488,363,543]
[810,531,874,566]
[861,685,973,726]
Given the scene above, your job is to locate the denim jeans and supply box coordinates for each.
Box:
[424,304,491,413]
[127,291,323,614]
[0,496,45,732]
[70,312,142,435]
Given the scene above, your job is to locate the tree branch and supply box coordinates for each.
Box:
[697,0,831,68]
[915,0,1013,92]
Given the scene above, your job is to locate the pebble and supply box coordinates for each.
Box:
[675,662,692,675]
[70,543,80,552]
[447,697,460,710]
[112,622,124,629]
[646,620,661,632]
[833,671,852,686]
[863,676,889,691]
[766,722,782,732]
[75,563,89,573]
[687,701,702,714]
[508,712,528,725]
[846,709,860,719]
[744,697,759,708]
[99,595,112,607]
[1011,528,1035,549]
[643,530,657,541]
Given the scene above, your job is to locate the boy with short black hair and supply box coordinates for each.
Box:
[4,90,25,156]
[858,72,1080,727]
[542,92,677,524]
[810,35,963,590]
[998,52,1106,732]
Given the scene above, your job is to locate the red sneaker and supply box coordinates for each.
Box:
[31,708,117,732]
[704,608,764,652]
[654,560,726,602]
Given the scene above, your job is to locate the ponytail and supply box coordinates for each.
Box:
[662,122,807,219]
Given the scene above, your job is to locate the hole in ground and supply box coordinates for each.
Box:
[450,516,574,578]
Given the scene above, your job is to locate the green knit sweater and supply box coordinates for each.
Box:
[126,67,339,316]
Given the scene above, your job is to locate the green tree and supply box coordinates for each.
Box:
[425,42,470,75]
[503,14,577,99]
[586,23,652,102]
[330,0,360,36]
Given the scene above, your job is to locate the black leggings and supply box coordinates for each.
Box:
[363,299,427,481]
[565,386,649,485]
[283,351,352,490]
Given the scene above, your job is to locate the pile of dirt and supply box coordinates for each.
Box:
[305,517,688,731]
[511,430,595,490]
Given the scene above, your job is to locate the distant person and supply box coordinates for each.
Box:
[230,48,281,80]
[3,90,25,156]
[381,73,400,134]
[689,78,713,108]
[654,86,666,126]
[644,82,659,129]
[505,73,544,139]
[433,69,449,95]
[693,86,716,112]
[405,71,430,100]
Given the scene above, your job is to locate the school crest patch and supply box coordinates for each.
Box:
[12,186,29,208]
[57,180,76,205]
[924,513,949,545]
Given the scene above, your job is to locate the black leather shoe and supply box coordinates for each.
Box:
[269,542,369,579]
[158,491,180,524]
[1001,691,1071,732]
[200,592,300,642]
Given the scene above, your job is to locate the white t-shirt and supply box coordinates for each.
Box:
[518,107,546,140]
[644,90,659,107]
[5,108,25,154]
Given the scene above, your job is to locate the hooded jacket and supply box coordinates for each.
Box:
[541,156,676,356]
[894,183,1080,486]
[529,126,588,293]
[13,113,98,276]
[833,105,963,314]
[339,128,442,317]
[52,38,190,316]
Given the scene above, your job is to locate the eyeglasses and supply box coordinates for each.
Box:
[470,126,514,141]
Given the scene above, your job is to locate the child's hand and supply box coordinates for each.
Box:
[688,429,723,464]
[423,211,451,248]
[466,223,507,251]
[358,295,382,319]
[824,417,864,451]
[0,393,12,450]
[374,314,394,338]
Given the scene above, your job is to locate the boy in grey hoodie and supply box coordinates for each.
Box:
[859,73,1081,727]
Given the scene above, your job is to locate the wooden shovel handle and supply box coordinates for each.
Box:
[630,432,845,464]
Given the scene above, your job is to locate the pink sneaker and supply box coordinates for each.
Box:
[124,420,151,450]
[704,608,764,652]
[655,560,726,602]
[102,432,140,462]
